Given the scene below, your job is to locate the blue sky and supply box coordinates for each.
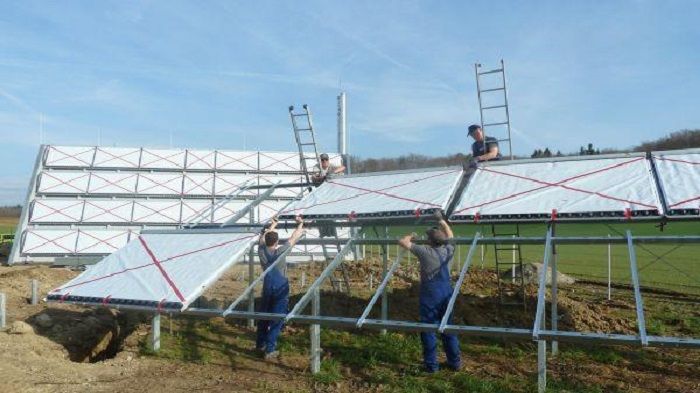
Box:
[1,1,699,204]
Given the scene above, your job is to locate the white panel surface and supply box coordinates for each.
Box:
[214,173,257,197]
[88,172,139,194]
[451,156,662,220]
[258,174,304,198]
[45,146,95,167]
[137,173,184,195]
[216,150,259,171]
[181,200,214,224]
[140,148,186,169]
[48,232,258,310]
[82,200,134,223]
[93,147,141,168]
[653,152,700,212]
[75,229,133,254]
[185,150,216,170]
[38,171,91,194]
[30,199,84,223]
[280,167,463,218]
[132,200,182,223]
[212,200,249,223]
[258,199,290,222]
[182,173,214,195]
[22,229,78,254]
[258,151,301,172]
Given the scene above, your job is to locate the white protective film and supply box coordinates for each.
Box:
[136,172,184,195]
[22,229,79,255]
[258,151,302,172]
[182,173,214,195]
[216,150,259,171]
[82,199,134,223]
[181,200,214,224]
[132,200,182,223]
[44,146,95,167]
[280,167,463,218]
[38,171,91,194]
[185,150,217,170]
[214,173,258,197]
[47,232,258,310]
[258,173,305,198]
[450,156,663,220]
[140,148,186,169]
[652,151,700,213]
[92,147,142,168]
[212,200,249,224]
[88,172,139,194]
[75,229,133,254]
[30,199,85,223]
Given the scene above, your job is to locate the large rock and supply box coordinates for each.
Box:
[7,321,35,335]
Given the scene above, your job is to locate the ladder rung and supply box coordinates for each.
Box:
[483,121,509,127]
[295,128,312,131]
[292,113,309,117]
[299,143,316,146]
[478,68,504,75]
[480,87,505,93]
[481,104,506,110]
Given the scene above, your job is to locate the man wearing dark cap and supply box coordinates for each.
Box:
[311,153,346,185]
[468,124,501,162]
[398,210,461,373]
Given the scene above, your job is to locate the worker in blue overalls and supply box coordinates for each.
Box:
[256,215,304,360]
[398,210,461,372]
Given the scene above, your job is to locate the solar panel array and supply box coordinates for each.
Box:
[11,145,342,263]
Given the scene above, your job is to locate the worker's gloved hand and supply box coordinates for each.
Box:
[468,158,479,169]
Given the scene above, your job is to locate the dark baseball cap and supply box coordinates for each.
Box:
[468,124,481,135]
[319,153,329,160]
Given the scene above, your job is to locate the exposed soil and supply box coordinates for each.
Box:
[1,260,699,392]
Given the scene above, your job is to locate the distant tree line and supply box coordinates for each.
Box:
[349,129,700,173]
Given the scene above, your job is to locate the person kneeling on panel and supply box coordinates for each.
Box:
[398,210,461,373]
[256,215,304,360]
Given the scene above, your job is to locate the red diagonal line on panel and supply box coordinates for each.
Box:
[50,234,258,294]
[93,148,140,167]
[280,169,460,215]
[138,237,186,302]
[183,173,212,194]
[453,157,649,214]
[23,230,77,254]
[89,172,138,193]
[656,156,700,166]
[325,181,442,207]
[32,200,84,222]
[141,150,184,168]
[186,150,215,169]
[133,200,181,222]
[40,172,90,193]
[138,174,183,195]
[75,230,127,253]
[47,146,94,166]
[181,201,213,222]
[216,175,254,195]
[259,152,299,171]
[655,155,700,208]
[82,200,133,222]
[216,151,258,170]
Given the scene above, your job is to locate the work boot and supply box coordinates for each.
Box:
[264,351,280,361]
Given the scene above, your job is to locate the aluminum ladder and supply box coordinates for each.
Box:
[475,59,514,160]
[289,105,321,184]
[492,223,526,308]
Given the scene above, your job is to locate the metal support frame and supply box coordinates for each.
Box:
[381,226,389,334]
[310,286,321,373]
[30,279,39,305]
[439,234,480,332]
[221,180,281,226]
[151,313,161,352]
[183,179,254,228]
[285,235,359,322]
[0,292,6,329]
[626,230,649,346]
[357,249,405,328]
[550,224,558,355]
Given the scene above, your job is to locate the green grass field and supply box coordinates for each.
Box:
[367,221,700,295]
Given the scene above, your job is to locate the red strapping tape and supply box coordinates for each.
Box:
[551,209,558,221]
[348,211,357,221]
[59,292,71,302]
[414,208,421,218]
[624,208,632,220]
[101,295,112,306]
[157,299,166,312]
[474,212,480,223]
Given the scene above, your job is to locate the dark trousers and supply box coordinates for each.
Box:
[256,283,289,353]
[419,284,461,372]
